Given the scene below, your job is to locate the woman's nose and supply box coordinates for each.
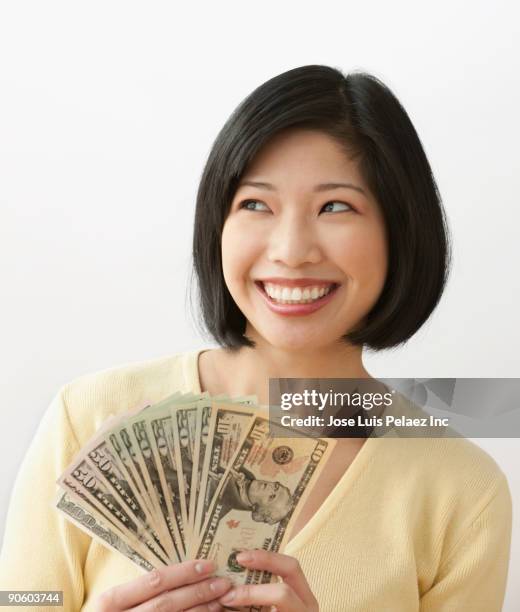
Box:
[266,215,322,267]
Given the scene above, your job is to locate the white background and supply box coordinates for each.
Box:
[0,0,518,608]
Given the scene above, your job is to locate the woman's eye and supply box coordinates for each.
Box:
[321,201,353,213]
[239,199,269,212]
[238,200,353,214]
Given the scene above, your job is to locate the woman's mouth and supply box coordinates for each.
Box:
[254,281,340,316]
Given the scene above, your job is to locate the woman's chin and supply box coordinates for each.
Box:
[253,328,330,353]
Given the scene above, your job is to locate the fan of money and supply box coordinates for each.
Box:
[54,391,334,586]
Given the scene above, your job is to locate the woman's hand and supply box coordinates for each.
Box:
[218,549,319,612]
[97,559,232,612]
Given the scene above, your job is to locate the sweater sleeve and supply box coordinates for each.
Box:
[419,473,513,612]
[0,387,91,611]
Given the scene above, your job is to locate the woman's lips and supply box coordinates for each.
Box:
[254,281,340,316]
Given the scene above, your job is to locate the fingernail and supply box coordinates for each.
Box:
[219,588,236,603]
[236,551,252,563]
[209,577,231,593]
[194,559,215,574]
[208,602,223,612]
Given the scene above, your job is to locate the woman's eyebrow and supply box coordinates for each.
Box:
[238,179,366,195]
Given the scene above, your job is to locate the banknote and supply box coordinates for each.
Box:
[190,399,212,550]
[144,394,201,557]
[57,472,165,567]
[125,411,184,562]
[193,401,256,553]
[190,394,258,553]
[104,397,167,525]
[81,428,170,562]
[55,491,154,571]
[58,459,170,566]
[108,421,174,557]
[195,412,334,586]
[106,428,158,528]
[172,398,202,544]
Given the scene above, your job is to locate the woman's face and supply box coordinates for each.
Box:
[221,128,388,352]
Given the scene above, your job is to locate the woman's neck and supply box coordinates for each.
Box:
[200,336,371,406]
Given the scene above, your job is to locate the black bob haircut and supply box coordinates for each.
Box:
[191,64,452,352]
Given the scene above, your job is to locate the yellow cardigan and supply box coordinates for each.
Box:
[0,350,513,611]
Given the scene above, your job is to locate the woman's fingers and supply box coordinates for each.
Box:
[218,582,305,612]
[235,550,318,607]
[128,576,231,612]
[97,559,217,611]
[97,551,317,612]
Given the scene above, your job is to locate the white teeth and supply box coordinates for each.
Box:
[262,282,336,304]
[281,287,292,301]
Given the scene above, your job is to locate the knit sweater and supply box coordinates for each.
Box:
[0,350,513,611]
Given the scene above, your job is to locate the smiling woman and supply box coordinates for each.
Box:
[189,65,511,612]
[0,64,512,612]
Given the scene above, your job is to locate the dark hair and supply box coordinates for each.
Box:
[190,64,452,352]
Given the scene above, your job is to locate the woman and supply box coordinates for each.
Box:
[0,65,512,611]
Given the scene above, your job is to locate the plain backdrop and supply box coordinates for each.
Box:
[0,0,518,608]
